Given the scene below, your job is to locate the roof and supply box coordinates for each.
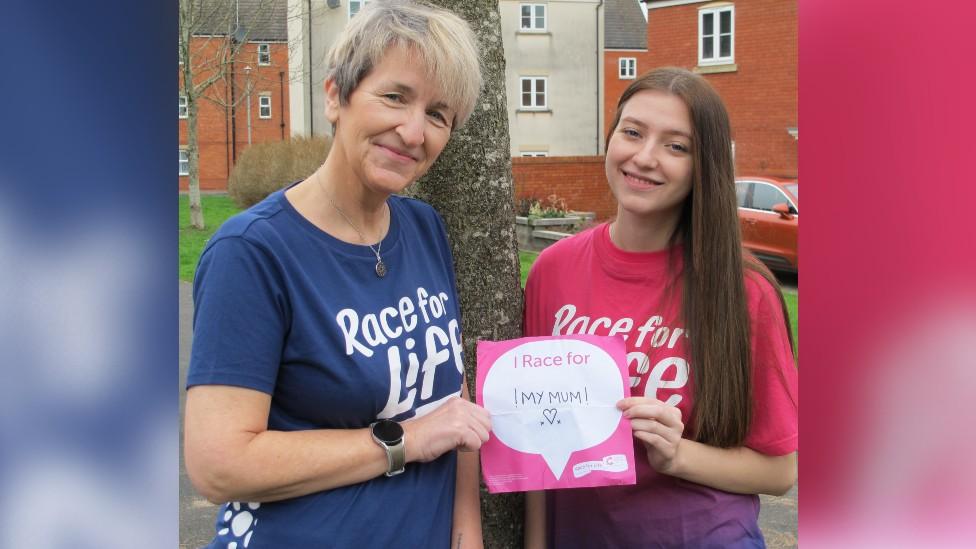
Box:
[605,0,647,50]
[190,0,287,41]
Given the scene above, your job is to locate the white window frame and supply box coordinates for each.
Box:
[179,95,188,119]
[257,43,270,66]
[618,57,636,79]
[179,149,189,176]
[258,94,272,119]
[519,77,548,110]
[698,5,734,66]
[349,0,370,18]
[520,151,548,157]
[519,3,547,32]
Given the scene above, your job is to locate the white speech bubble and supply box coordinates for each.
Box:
[483,339,624,479]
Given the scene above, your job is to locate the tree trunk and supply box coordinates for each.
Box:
[414,1,524,547]
[187,94,205,229]
[180,0,205,229]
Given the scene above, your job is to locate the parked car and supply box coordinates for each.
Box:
[735,176,798,273]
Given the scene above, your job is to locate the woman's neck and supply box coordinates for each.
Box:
[285,162,390,244]
[322,159,387,217]
[610,208,681,252]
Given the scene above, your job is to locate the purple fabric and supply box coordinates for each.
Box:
[547,440,765,548]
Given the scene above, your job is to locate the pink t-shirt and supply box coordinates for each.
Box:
[524,223,797,548]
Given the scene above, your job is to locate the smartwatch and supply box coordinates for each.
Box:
[370,419,406,477]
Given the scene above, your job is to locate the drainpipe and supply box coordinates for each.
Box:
[279,71,286,139]
[224,59,231,179]
[230,43,238,162]
[307,0,314,135]
[596,0,604,155]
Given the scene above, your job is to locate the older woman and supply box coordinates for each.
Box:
[183,1,490,547]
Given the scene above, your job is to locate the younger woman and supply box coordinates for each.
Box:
[523,67,797,548]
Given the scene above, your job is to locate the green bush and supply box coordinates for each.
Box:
[228,135,332,208]
[516,194,571,218]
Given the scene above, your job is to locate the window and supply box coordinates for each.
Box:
[179,95,188,119]
[259,95,272,119]
[735,181,749,207]
[257,43,270,66]
[520,3,546,31]
[349,0,370,17]
[618,58,636,79]
[520,151,548,157]
[699,5,734,65]
[784,183,798,201]
[519,77,547,110]
[179,150,189,176]
[751,183,790,212]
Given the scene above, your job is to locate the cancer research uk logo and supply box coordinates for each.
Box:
[335,286,464,419]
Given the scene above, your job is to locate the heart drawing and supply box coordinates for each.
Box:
[543,408,558,424]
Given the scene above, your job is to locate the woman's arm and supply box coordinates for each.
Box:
[451,383,484,549]
[184,384,491,504]
[618,397,796,496]
[524,490,547,549]
[665,441,796,496]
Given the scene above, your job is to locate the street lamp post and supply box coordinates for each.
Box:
[243,65,253,146]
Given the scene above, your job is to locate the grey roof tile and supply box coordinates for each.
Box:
[605,0,647,49]
[190,0,287,42]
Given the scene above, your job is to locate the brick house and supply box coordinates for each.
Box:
[633,0,797,178]
[179,0,290,191]
[604,0,648,141]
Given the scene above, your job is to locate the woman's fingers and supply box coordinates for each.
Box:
[403,396,493,459]
[633,431,673,455]
[619,399,683,430]
[629,418,679,440]
[622,398,685,474]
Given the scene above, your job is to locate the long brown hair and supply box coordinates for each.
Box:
[606,67,795,447]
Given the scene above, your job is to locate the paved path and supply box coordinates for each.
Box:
[179,282,797,548]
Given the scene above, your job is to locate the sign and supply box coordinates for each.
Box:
[476,335,636,493]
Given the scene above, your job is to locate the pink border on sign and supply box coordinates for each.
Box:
[476,335,636,493]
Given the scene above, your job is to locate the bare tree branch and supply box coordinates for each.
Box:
[179,0,286,229]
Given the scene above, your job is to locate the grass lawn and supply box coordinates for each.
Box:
[517,251,799,347]
[519,250,538,287]
[783,290,798,349]
[179,194,242,281]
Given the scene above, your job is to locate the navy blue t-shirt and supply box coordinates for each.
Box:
[187,187,465,548]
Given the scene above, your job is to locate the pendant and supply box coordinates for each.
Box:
[375,259,387,278]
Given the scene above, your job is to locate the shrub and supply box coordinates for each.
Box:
[515,197,536,217]
[517,193,571,219]
[228,135,332,208]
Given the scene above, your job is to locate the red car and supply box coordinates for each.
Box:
[735,177,798,273]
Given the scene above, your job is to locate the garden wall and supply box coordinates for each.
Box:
[511,156,617,220]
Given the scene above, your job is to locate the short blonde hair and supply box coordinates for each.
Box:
[324,0,482,129]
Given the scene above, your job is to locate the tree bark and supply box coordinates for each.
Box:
[180,0,206,229]
[413,1,524,547]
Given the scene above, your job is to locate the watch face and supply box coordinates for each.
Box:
[373,420,403,444]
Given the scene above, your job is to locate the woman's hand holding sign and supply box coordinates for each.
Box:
[402,395,492,463]
[618,397,685,475]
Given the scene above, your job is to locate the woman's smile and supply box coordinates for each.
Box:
[374,142,418,163]
[622,170,665,190]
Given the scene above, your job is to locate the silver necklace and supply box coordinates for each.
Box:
[317,176,388,277]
